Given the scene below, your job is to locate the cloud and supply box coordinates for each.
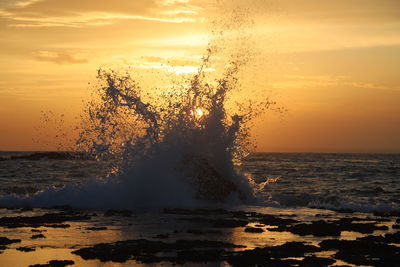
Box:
[141,55,201,66]
[34,50,89,64]
[0,0,203,27]
[271,75,399,91]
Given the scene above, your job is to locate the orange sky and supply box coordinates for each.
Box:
[1,0,400,152]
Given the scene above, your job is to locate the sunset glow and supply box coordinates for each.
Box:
[0,0,399,153]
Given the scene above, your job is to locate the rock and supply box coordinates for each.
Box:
[86,227,107,231]
[258,214,298,227]
[301,256,335,266]
[336,217,389,234]
[182,154,247,202]
[186,229,222,235]
[16,246,36,252]
[31,234,46,239]
[244,227,264,233]
[319,239,400,266]
[227,242,321,267]
[0,236,21,246]
[0,212,90,228]
[72,239,244,263]
[28,259,74,267]
[271,220,341,237]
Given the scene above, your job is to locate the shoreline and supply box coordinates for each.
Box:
[0,205,399,266]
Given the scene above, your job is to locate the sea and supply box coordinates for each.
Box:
[1,151,399,214]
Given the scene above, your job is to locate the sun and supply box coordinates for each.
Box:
[191,107,205,118]
[195,108,204,117]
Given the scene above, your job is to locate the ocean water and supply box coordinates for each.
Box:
[1,151,399,213]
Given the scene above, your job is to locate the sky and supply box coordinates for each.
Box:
[1,0,399,152]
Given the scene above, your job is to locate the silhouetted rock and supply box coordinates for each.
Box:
[16,246,35,252]
[258,214,298,227]
[227,242,321,267]
[269,217,388,237]
[186,229,222,235]
[301,256,335,266]
[182,154,248,202]
[335,217,389,234]
[28,259,74,267]
[319,239,400,266]
[85,227,107,231]
[31,234,46,239]
[0,236,21,246]
[0,212,90,228]
[72,239,244,263]
[270,220,341,237]
[244,227,264,233]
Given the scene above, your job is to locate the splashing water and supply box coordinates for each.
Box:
[1,42,273,209]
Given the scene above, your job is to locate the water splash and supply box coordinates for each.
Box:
[1,12,275,208]
[71,45,273,207]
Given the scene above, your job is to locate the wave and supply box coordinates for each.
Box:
[0,35,274,209]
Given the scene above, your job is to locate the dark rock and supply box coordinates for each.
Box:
[244,227,264,233]
[0,212,90,228]
[186,229,222,235]
[276,220,341,237]
[72,239,244,263]
[31,229,47,233]
[357,232,400,244]
[0,236,21,246]
[28,259,74,267]
[16,246,36,252]
[182,154,247,202]
[271,218,388,237]
[227,242,321,267]
[46,224,70,228]
[319,239,400,266]
[336,217,389,234]
[258,214,298,227]
[385,231,400,243]
[300,256,335,266]
[393,224,400,229]
[31,234,46,239]
[48,260,74,267]
[373,211,400,217]
[86,227,107,231]
[175,249,226,264]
